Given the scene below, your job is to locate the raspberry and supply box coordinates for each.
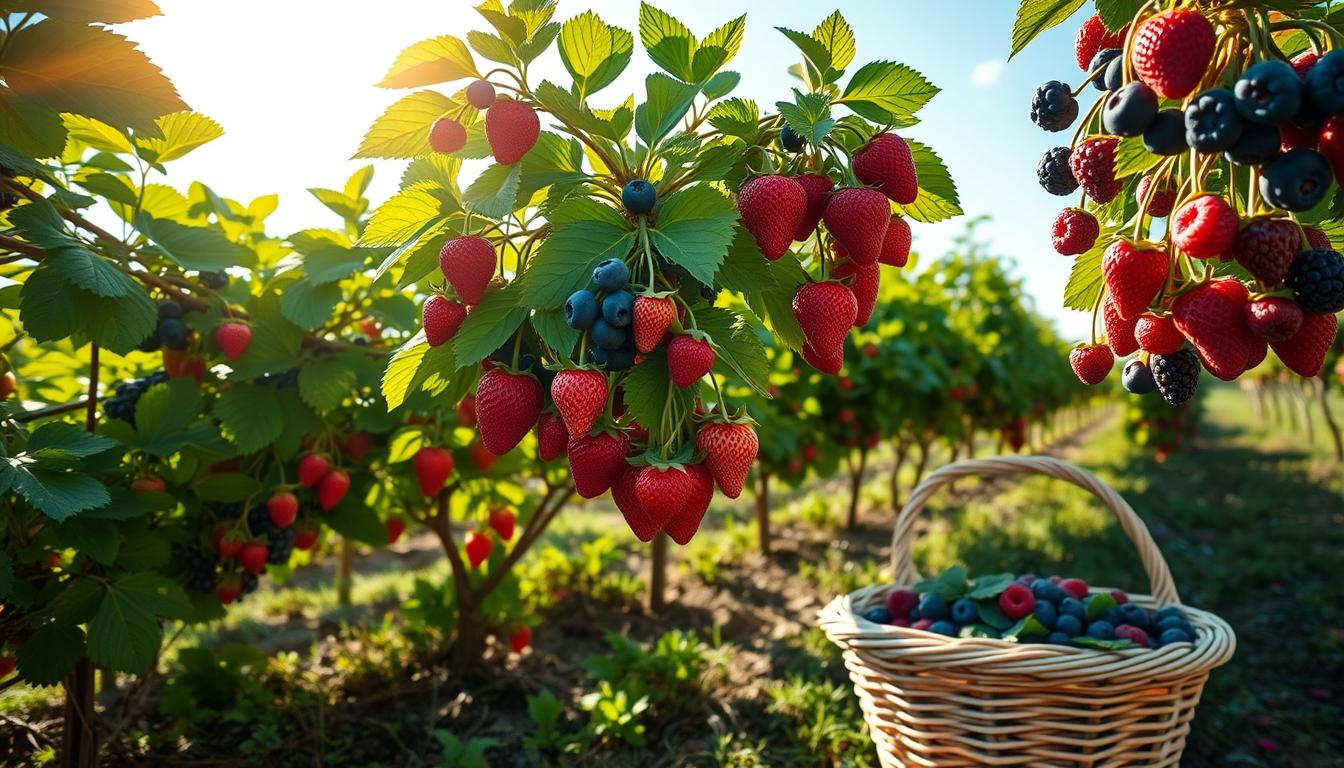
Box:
[1076,15,1125,71]
[1103,82,1159,137]
[1234,218,1299,286]
[1136,175,1175,217]
[1143,108,1188,155]
[1234,60,1304,125]
[1184,88,1243,151]
[1069,137,1121,203]
[1259,149,1333,212]
[1031,81,1079,132]
[1172,195,1239,260]
[1135,313,1185,355]
[1152,349,1201,406]
[1051,208,1099,255]
[1131,9,1216,100]
[1037,147,1078,196]
[1285,248,1344,314]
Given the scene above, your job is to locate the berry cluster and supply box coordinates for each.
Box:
[194,485,325,604]
[564,256,646,372]
[103,370,168,426]
[1032,10,1344,405]
[426,78,537,164]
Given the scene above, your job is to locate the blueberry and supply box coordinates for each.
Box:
[1037,147,1078,196]
[1152,606,1185,623]
[1046,632,1071,645]
[601,290,634,327]
[1030,81,1079,132]
[621,179,657,214]
[1035,582,1069,606]
[1054,614,1083,638]
[1260,148,1333,212]
[863,607,891,624]
[951,598,979,625]
[1306,50,1344,114]
[917,593,948,621]
[1121,358,1156,394]
[1235,60,1304,125]
[1085,620,1116,640]
[1033,601,1057,630]
[1159,627,1192,645]
[157,299,183,320]
[158,318,188,350]
[199,270,229,289]
[605,345,635,371]
[779,124,806,152]
[1016,574,1038,585]
[1088,48,1121,91]
[590,319,626,350]
[1102,82,1159,137]
[1117,603,1151,629]
[1058,597,1085,620]
[1103,55,1124,92]
[907,607,921,622]
[564,289,599,330]
[1185,89,1243,152]
[929,620,957,637]
[1143,108,1188,156]
[587,346,609,366]
[1155,615,1195,636]
[591,258,630,292]
[136,330,162,353]
[1223,121,1281,166]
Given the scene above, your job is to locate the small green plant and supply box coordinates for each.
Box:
[431,731,496,768]
[583,629,710,713]
[523,689,571,756]
[766,675,874,767]
[578,681,650,748]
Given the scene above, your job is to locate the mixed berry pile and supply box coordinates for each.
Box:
[1032,7,1344,405]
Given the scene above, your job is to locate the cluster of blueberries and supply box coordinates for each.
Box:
[137,299,191,353]
[563,258,638,371]
[103,369,169,427]
[862,573,1197,649]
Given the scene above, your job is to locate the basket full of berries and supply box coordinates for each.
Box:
[818,455,1235,767]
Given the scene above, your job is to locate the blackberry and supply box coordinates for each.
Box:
[1223,121,1280,166]
[778,124,806,152]
[1184,89,1243,152]
[1259,148,1333,212]
[158,317,188,351]
[1122,358,1157,394]
[157,299,184,320]
[1087,48,1121,91]
[136,329,162,353]
[103,370,168,426]
[242,571,260,597]
[1285,248,1344,314]
[1306,50,1344,114]
[1037,147,1078,196]
[175,545,219,592]
[1234,60,1304,125]
[1030,81,1078,132]
[199,270,229,289]
[1102,82,1159,137]
[1143,109,1188,155]
[246,506,297,566]
[1151,349,1201,406]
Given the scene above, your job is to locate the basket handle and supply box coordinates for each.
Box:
[890,455,1181,605]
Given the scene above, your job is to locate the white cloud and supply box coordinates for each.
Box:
[970,59,1005,89]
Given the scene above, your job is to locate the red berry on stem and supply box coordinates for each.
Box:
[485,99,540,164]
[567,431,628,498]
[412,446,455,497]
[793,282,857,360]
[1270,312,1337,377]
[667,335,715,388]
[488,507,516,540]
[1052,208,1099,255]
[632,295,675,353]
[665,462,714,545]
[1135,313,1186,355]
[535,412,568,462]
[695,421,759,499]
[385,516,407,544]
[239,542,268,574]
[1075,14,1126,71]
[465,531,493,568]
[423,294,467,346]
[853,133,918,204]
[550,368,608,437]
[1070,137,1122,204]
[215,323,251,361]
[1172,278,1255,381]
[998,583,1036,620]
[1245,298,1304,342]
[1103,297,1140,357]
[297,453,331,488]
[823,187,890,266]
[428,118,466,154]
[792,173,834,242]
[880,216,912,267]
[1131,9,1215,100]
[737,175,806,260]
[475,368,543,455]
[267,491,299,528]
[438,236,496,307]
[1070,344,1114,385]
[1103,239,1168,320]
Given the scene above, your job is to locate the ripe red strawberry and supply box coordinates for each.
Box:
[429,117,467,154]
[667,335,715,388]
[469,438,496,471]
[475,368,543,455]
[1271,312,1337,376]
[633,295,675,353]
[1131,9,1215,100]
[456,394,476,427]
[1304,227,1331,250]
[423,294,467,346]
[1102,239,1168,320]
[317,469,350,510]
[217,575,243,605]
[464,530,493,568]
[215,322,252,361]
[665,462,714,545]
[1070,344,1113,385]
[853,134,918,204]
[738,174,806,260]
[1076,14,1126,70]
[695,421,758,499]
[485,99,539,164]
[551,368,607,436]
[508,625,531,653]
[634,465,693,530]
[1172,195,1238,260]
[412,445,454,496]
[1172,279,1255,381]
[1320,116,1344,184]
[385,516,407,545]
[1070,137,1122,203]
[567,430,628,498]
[1234,218,1298,286]
[361,318,380,340]
[438,236,495,306]
[800,342,844,374]
[612,464,660,541]
[1292,51,1320,77]
[131,476,165,494]
[215,528,245,559]
[1245,298,1304,342]
[793,281,857,358]
[792,173,834,241]
[488,507,516,540]
[831,258,879,327]
[823,187,889,266]
[1136,176,1176,217]
[1103,296,1140,356]
[1135,313,1185,354]
[297,452,330,488]
[294,523,319,551]
[267,491,299,528]
[341,432,373,461]
[880,216,911,267]
[535,412,568,461]
[1052,208,1099,256]
[239,541,269,574]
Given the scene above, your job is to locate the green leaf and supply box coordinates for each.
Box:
[323,494,387,546]
[132,379,206,456]
[638,2,697,82]
[621,349,697,436]
[279,279,342,330]
[701,71,740,100]
[7,0,160,23]
[518,197,634,308]
[1063,242,1105,312]
[1113,135,1163,179]
[635,73,699,147]
[706,98,759,140]
[559,12,634,99]
[775,27,832,76]
[26,421,117,459]
[812,11,856,73]
[299,358,357,412]
[0,86,67,158]
[749,257,808,351]
[895,141,962,224]
[63,113,134,154]
[838,61,939,125]
[696,306,769,395]
[776,91,834,145]
[531,307,579,358]
[396,229,450,289]
[692,15,745,82]
[290,228,367,284]
[355,90,457,160]
[87,573,190,673]
[1095,0,1142,32]
[383,333,429,411]
[452,284,527,370]
[648,185,737,286]
[19,260,157,354]
[975,599,1014,630]
[215,383,285,453]
[1084,592,1118,620]
[3,461,110,521]
[16,624,85,687]
[308,187,365,222]
[134,111,223,163]
[1069,636,1136,650]
[464,162,523,217]
[54,518,119,565]
[378,35,479,89]
[1009,0,1088,59]
[51,577,105,625]
[44,246,139,298]
[138,216,253,271]
[517,22,562,65]
[195,473,262,503]
[519,132,587,200]
[115,525,171,570]
[967,573,1015,599]
[718,226,776,293]
[360,182,456,247]
[469,30,517,66]
[1002,615,1051,642]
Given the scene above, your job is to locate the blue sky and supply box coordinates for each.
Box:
[119,0,1098,338]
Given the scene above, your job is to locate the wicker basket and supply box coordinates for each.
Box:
[818,455,1236,767]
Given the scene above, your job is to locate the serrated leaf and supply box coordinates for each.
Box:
[1063,242,1105,312]
[638,2,697,82]
[26,422,117,459]
[378,35,478,89]
[360,181,456,247]
[44,246,139,298]
[279,279,342,330]
[696,306,769,395]
[452,283,527,370]
[621,349,697,437]
[1113,135,1163,179]
[812,11,856,73]
[1009,0,1088,59]
[132,379,208,456]
[469,30,518,66]
[19,260,156,354]
[308,188,365,222]
[215,383,285,453]
[518,197,634,308]
[1094,0,1142,33]
[895,141,962,224]
[635,73,699,147]
[560,12,634,99]
[383,333,429,411]
[776,27,831,75]
[838,61,939,125]
[706,97,759,141]
[299,358,357,412]
[776,91,834,145]
[464,162,523,218]
[355,90,457,160]
[532,307,579,358]
[0,86,67,158]
[134,111,223,163]
[702,71,740,101]
[648,185,737,286]
[3,462,109,521]
[692,15,744,82]
[138,216,254,271]
[718,225,777,293]
[290,228,367,284]
[87,572,189,673]
[62,113,134,154]
[16,624,85,687]
[54,518,119,565]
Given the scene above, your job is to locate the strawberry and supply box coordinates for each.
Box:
[1271,312,1337,376]
[1172,195,1239,260]
[464,530,493,568]
[793,282,857,358]
[1319,115,1344,184]
[1135,313,1185,354]
[131,476,165,494]
[800,342,844,374]
[1102,296,1140,356]
[217,575,243,605]
[469,439,496,471]
[423,294,467,346]
[428,117,466,154]
[412,445,454,496]
[1131,9,1215,100]
[1102,239,1168,320]
[215,322,252,361]
[567,430,628,498]
[1136,175,1176,217]
[1052,208,1099,256]
[215,528,244,559]
[1246,337,1268,372]
[475,368,543,455]
[853,134,918,204]
[1234,218,1299,286]
[385,516,407,545]
[341,431,373,461]
[508,625,532,653]
[438,236,496,306]
[823,187,889,266]
[792,173,835,241]
[1172,278,1255,381]
[297,452,331,488]
[1076,14,1126,70]
[1069,137,1122,204]
[485,99,539,164]
[488,507,516,540]
[1070,344,1113,385]
[239,542,268,574]
[634,465,693,532]
[0,371,14,398]
[665,462,714,545]
[456,394,477,427]
[1305,227,1331,250]
[266,491,299,528]
[1245,297,1304,342]
[737,174,806,260]
[360,318,381,340]
[831,257,879,327]
[317,470,350,510]
[612,464,661,541]
[880,216,911,267]
[535,412,568,461]
[551,368,607,436]
[294,523,319,551]
[667,335,715,388]
[695,421,758,499]
[633,295,675,353]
